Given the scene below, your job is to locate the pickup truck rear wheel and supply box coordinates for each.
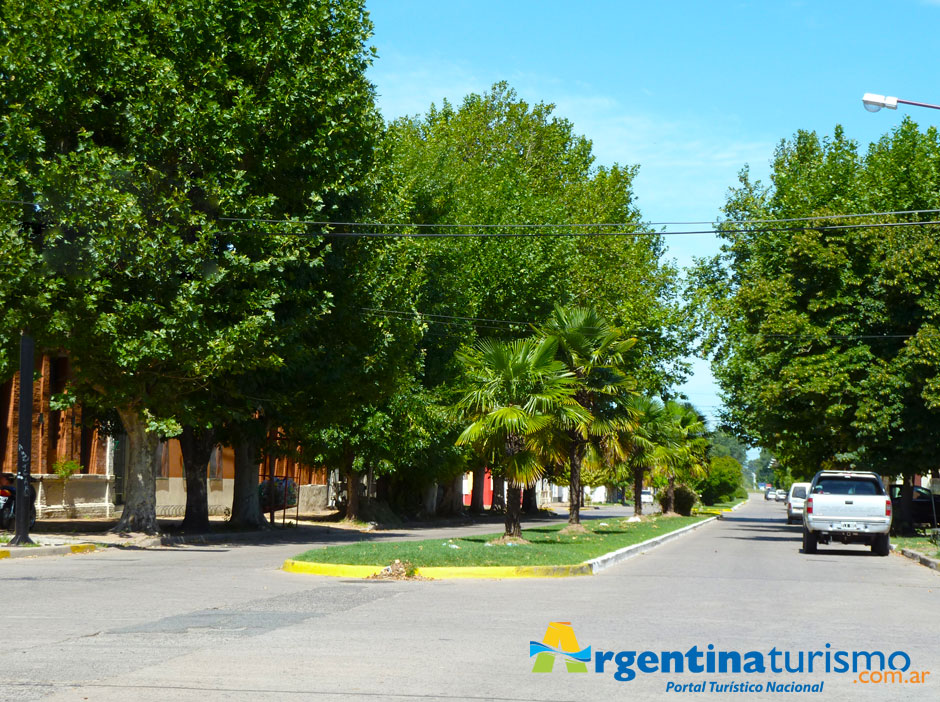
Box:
[872,533,890,557]
[802,527,817,554]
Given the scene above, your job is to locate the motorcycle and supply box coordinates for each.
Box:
[0,473,37,531]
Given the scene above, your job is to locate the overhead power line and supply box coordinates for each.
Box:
[216,207,940,229]
[8,198,940,231]
[222,218,940,239]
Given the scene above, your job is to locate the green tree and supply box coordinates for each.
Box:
[0,0,382,532]
[454,337,589,538]
[615,395,672,516]
[692,119,940,532]
[378,82,689,384]
[697,455,744,506]
[540,305,636,526]
[707,431,748,465]
[652,402,708,513]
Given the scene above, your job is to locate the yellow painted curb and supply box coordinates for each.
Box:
[0,549,9,560]
[70,544,96,554]
[418,563,592,579]
[282,559,593,579]
[282,560,385,578]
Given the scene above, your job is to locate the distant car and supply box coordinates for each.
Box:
[640,488,654,505]
[775,489,786,502]
[764,488,775,501]
[786,482,811,524]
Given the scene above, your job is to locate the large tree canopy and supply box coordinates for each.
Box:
[377,82,691,392]
[693,119,940,482]
[0,0,386,531]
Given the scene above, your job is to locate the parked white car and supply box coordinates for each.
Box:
[786,482,811,524]
[640,488,654,505]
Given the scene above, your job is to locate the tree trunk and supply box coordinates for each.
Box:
[898,475,915,536]
[113,407,160,534]
[522,484,538,514]
[568,442,582,525]
[505,484,522,538]
[376,473,391,503]
[230,433,267,529]
[438,474,464,515]
[345,468,361,521]
[665,476,676,514]
[491,475,505,512]
[633,467,644,516]
[470,462,485,513]
[179,425,215,533]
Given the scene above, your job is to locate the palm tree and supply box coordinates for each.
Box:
[540,305,635,527]
[616,395,672,516]
[454,337,590,538]
[652,402,708,513]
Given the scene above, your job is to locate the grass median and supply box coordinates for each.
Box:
[292,514,707,568]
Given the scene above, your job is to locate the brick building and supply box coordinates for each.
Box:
[1,354,328,518]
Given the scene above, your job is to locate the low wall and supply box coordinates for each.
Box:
[298,484,328,512]
[36,474,115,518]
[156,477,234,517]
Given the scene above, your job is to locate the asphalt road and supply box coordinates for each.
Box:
[3,498,938,701]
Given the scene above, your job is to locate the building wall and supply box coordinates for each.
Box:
[1,355,108,477]
[2,355,329,519]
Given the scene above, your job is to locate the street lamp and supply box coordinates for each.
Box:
[862,93,940,113]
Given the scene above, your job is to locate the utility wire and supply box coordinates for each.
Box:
[220,218,940,239]
[9,198,940,229]
[216,207,940,229]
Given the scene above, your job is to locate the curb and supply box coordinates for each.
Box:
[283,516,717,580]
[281,559,594,579]
[0,543,97,560]
[893,545,940,571]
[585,517,717,574]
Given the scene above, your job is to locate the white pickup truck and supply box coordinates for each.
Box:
[802,470,892,556]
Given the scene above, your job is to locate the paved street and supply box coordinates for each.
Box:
[3,499,938,701]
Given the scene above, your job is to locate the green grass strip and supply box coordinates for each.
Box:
[293,515,707,567]
[892,535,940,559]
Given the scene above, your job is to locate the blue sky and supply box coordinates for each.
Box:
[365,0,939,430]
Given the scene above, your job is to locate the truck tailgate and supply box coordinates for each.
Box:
[812,495,885,519]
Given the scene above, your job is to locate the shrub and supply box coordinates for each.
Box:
[673,484,698,516]
[698,456,744,505]
[52,458,82,481]
[258,478,297,509]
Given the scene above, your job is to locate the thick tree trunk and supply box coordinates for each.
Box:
[438,474,464,515]
[179,425,215,533]
[898,475,915,536]
[345,468,361,521]
[113,408,160,534]
[491,475,505,512]
[665,476,676,514]
[376,473,391,503]
[470,462,485,513]
[633,467,644,516]
[522,484,538,514]
[505,485,522,538]
[568,443,582,525]
[230,434,267,529]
